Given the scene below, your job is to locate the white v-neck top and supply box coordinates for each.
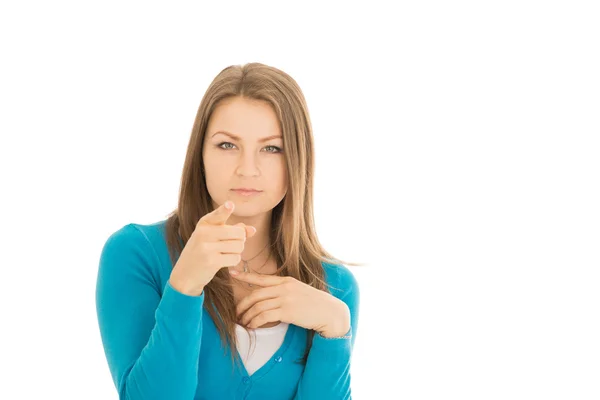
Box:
[234,322,290,375]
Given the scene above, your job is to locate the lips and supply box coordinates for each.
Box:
[231,188,263,197]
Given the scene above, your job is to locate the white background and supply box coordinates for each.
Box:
[1,1,599,399]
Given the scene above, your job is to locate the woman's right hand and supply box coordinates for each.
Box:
[169,201,256,296]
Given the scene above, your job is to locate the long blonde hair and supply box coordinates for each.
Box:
[163,62,364,371]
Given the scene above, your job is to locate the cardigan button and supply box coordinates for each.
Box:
[243,377,250,384]
[275,356,283,363]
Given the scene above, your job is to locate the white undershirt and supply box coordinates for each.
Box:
[234,322,289,375]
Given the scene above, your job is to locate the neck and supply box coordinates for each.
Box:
[242,229,271,262]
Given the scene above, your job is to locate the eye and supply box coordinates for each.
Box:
[217,142,236,150]
[264,145,283,153]
[216,142,282,153]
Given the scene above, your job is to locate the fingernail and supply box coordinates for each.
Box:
[225,201,232,209]
[229,269,239,276]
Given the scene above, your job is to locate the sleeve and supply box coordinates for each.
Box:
[95,224,205,400]
[293,266,360,399]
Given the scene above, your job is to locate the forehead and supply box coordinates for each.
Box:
[207,97,282,140]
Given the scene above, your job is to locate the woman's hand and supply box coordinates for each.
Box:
[169,201,256,296]
[230,270,351,338]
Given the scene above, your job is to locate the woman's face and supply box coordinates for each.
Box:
[203,96,288,217]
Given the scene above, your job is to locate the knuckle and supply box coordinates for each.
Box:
[220,226,234,240]
[282,277,294,286]
[195,225,209,238]
[206,254,217,266]
[235,226,246,239]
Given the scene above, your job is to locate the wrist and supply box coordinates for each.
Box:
[318,328,350,338]
[169,278,204,297]
[319,302,351,338]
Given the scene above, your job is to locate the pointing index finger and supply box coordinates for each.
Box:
[199,201,235,226]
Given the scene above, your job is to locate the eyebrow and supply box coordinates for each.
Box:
[212,130,283,142]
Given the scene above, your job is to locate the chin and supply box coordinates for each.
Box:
[226,201,258,213]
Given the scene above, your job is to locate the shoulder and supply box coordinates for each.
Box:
[102,219,168,250]
[101,223,143,251]
[321,261,360,301]
[102,220,163,249]
[99,220,169,280]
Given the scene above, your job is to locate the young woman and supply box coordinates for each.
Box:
[96,62,362,400]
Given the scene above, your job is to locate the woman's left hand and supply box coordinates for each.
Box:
[230,270,351,338]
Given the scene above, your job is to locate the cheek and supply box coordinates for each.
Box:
[268,157,285,173]
[272,160,288,189]
[203,155,227,187]
[204,151,230,171]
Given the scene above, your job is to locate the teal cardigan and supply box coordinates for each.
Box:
[95,220,360,399]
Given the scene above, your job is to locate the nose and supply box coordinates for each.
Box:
[235,149,260,177]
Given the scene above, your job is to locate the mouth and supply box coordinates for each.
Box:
[231,188,263,196]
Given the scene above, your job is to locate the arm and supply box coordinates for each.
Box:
[294,268,360,400]
[95,224,204,400]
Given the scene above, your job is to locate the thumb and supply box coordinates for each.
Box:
[234,222,257,238]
